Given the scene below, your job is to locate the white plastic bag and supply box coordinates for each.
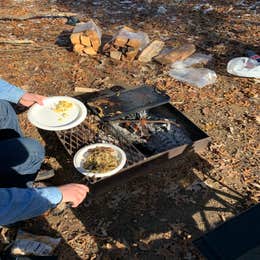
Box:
[169,67,217,88]
[171,53,212,69]
[115,27,150,50]
[227,57,260,78]
[73,20,102,39]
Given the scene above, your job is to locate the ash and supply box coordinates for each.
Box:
[112,110,192,156]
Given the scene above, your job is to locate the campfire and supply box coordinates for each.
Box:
[112,110,192,156]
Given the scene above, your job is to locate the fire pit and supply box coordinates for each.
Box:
[111,109,193,157]
[56,86,210,194]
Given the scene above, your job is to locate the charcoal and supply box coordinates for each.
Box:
[142,126,192,154]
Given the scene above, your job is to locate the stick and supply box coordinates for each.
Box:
[0,39,35,45]
[0,44,65,52]
[74,87,99,93]
[0,12,77,21]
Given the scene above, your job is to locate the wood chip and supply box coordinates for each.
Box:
[115,241,126,249]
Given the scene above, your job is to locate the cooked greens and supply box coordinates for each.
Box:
[83,146,119,173]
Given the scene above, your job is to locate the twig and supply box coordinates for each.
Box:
[0,12,77,21]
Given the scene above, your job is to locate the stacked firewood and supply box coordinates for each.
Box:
[102,26,150,61]
[69,21,196,66]
[70,20,102,55]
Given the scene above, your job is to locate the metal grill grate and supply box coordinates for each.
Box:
[56,114,146,169]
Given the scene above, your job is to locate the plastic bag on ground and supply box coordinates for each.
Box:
[11,230,61,256]
[171,53,212,69]
[227,57,260,78]
[169,67,217,88]
[114,27,150,50]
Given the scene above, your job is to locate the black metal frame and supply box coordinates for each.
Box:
[56,95,210,195]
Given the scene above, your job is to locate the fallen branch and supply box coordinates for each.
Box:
[0,46,64,54]
[0,12,77,21]
[0,39,35,45]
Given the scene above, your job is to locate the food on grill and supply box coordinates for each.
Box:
[83,146,120,173]
[52,100,73,119]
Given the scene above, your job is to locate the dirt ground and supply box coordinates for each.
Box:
[0,0,259,259]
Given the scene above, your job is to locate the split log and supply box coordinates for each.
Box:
[114,36,128,47]
[73,44,85,54]
[102,26,149,61]
[70,20,102,55]
[124,49,139,62]
[70,33,81,45]
[80,35,91,46]
[110,50,122,60]
[138,40,165,63]
[154,43,196,65]
[83,47,97,55]
[127,38,142,48]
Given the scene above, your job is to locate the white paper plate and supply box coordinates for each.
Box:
[28,96,87,131]
[73,143,127,178]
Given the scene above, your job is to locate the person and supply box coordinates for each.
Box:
[0,78,89,226]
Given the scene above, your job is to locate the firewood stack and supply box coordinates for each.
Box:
[70,20,102,55]
[103,26,149,61]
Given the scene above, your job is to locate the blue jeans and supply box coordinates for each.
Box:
[0,100,45,187]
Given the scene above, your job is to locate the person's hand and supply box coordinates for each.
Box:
[19,93,46,107]
[58,184,89,208]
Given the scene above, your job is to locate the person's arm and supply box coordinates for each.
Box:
[0,79,25,104]
[0,187,62,226]
[0,184,89,226]
[0,78,45,106]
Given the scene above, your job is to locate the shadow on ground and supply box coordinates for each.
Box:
[38,125,245,258]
